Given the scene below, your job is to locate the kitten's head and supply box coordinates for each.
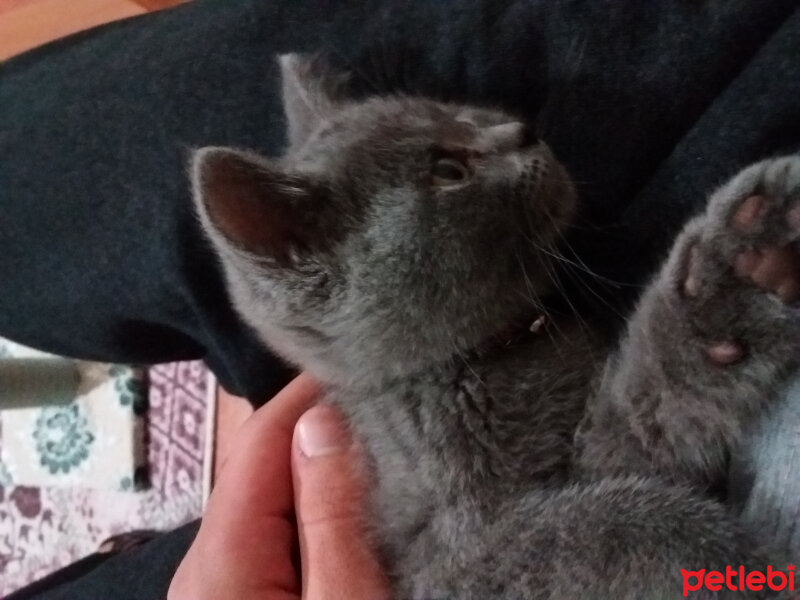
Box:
[192,54,575,387]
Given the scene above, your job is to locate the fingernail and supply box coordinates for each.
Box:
[297,405,349,457]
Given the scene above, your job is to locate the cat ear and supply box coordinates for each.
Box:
[192,147,325,264]
[278,53,347,150]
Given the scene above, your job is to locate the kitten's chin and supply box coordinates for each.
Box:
[536,148,577,231]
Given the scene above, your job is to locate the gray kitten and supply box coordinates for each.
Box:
[191,54,800,599]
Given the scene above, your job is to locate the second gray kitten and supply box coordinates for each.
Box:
[191,54,799,598]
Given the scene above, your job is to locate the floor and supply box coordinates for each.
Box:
[0,360,212,595]
[0,0,186,60]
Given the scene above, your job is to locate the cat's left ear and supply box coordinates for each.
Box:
[192,147,329,264]
[278,53,347,150]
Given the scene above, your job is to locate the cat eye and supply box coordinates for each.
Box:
[431,158,470,186]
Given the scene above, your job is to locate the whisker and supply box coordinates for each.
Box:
[517,250,576,344]
[451,336,487,390]
[542,253,592,337]
[538,211,636,322]
[515,194,582,343]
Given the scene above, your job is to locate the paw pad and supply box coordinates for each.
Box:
[734,246,800,304]
[731,195,766,233]
[706,341,744,366]
[786,205,800,231]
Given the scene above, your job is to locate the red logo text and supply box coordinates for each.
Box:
[681,565,795,596]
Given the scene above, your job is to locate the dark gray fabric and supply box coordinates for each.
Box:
[5,521,198,600]
[1,0,799,401]
[623,5,800,279]
[1,2,800,597]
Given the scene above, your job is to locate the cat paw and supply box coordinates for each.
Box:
[678,156,800,364]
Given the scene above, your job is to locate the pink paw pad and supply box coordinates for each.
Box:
[706,341,744,366]
[731,195,766,232]
[787,205,800,231]
[734,246,800,304]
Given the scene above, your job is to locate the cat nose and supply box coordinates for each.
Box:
[518,124,540,148]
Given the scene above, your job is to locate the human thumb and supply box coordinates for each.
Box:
[292,404,391,600]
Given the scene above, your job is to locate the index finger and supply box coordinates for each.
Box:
[212,373,320,517]
[171,374,320,599]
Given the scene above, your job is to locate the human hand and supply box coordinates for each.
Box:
[168,374,391,600]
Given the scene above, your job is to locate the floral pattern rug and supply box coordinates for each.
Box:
[0,360,211,596]
[0,346,148,491]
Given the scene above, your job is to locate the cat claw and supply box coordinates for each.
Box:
[683,246,701,298]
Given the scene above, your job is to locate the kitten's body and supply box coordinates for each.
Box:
[331,332,606,597]
[192,55,800,598]
[335,329,600,548]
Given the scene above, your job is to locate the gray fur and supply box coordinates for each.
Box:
[192,54,799,598]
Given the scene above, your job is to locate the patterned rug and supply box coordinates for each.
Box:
[0,360,212,596]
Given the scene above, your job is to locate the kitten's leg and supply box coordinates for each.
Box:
[409,479,779,600]
[576,156,800,488]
